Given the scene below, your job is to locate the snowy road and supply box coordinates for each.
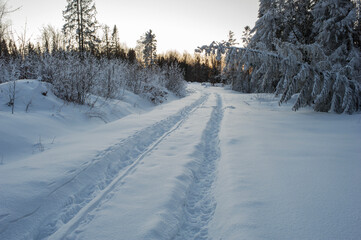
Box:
[1,84,361,240]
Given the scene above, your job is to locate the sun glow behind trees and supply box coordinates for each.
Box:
[8,0,258,53]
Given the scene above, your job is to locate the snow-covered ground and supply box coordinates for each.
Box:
[0,81,360,240]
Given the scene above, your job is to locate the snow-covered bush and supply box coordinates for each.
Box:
[49,53,98,104]
[139,67,168,104]
[94,59,127,99]
[164,63,186,97]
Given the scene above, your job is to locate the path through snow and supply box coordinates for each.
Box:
[173,94,223,240]
[1,84,361,240]
[46,94,210,240]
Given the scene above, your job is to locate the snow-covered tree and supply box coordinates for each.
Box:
[250,0,282,51]
[310,0,361,113]
[199,0,361,113]
[355,0,361,48]
[281,0,314,44]
[63,0,99,53]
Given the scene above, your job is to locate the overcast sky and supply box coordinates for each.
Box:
[8,0,259,53]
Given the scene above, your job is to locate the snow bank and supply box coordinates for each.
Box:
[0,80,153,163]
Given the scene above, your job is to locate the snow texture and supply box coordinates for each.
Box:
[0,82,360,240]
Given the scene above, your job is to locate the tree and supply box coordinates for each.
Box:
[0,0,18,41]
[63,0,98,53]
[141,29,157,68]
[280,0,314,45]
[0,0,19,58]
[0,39,9,58]
[101,24,111,58]
[250,0,282,51]
[226,30,238,47]
[355,0,361,48]
[242,26,252,47]
[110,25,124,59]
[127,48,137,64]
[310,0,361,113]
[40,25,64,53]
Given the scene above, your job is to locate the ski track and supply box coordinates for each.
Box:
[42,93,209,240]
[173,94,223,240]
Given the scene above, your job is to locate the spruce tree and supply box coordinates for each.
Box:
[63,0,98,53]
[111,25,121,58]
[281,0,314,44]
[311,0,360,113]
[141,29,157,68]
[101,24,111,58]
[250,0,281,51]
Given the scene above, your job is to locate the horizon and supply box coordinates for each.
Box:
[7,0,259,54]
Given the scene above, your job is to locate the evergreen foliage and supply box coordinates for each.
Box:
[63,0,99,53]
[198,0,361,114]
[141,29,157,68]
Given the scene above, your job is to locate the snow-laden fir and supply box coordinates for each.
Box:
[198,0,361,114]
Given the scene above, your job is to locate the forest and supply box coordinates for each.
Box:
[1,0,361,113]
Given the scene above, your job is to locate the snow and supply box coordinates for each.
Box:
[210,91,361,240]
[0,80,153,163]
[0,82,360,240]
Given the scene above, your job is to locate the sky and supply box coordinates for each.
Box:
[7,0,259,54]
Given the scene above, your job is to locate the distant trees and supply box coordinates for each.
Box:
[0,0,219,109]
[40,25,64,53]
[63,0,99,53]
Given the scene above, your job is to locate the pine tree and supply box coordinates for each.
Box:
[63,0,98,53]
[101,24,111,58]
[0,39,9,59]
[141,29,157,68]
[127,48,137,64]
[110,25,121,58]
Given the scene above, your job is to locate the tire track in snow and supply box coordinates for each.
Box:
[43,94,209,240]
[173,93,223,240]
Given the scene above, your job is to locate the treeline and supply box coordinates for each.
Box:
[199,0,361,114]
[0,26,219,83]
[0,0,219,107]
